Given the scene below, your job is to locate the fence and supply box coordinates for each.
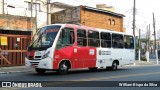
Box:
[0,29,31,66]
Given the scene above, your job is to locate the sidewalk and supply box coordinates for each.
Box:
[130,60,156,66]
[0,61,159,74]
[0,66,34,74]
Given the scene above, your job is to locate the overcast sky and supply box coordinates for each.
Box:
[52,0,160,38]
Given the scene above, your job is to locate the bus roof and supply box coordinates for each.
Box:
[44,23,133,36]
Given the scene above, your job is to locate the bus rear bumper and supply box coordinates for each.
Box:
[25,57,53,70]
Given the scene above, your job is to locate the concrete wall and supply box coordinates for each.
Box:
[51,7,80,24]
[0,14,35,31]
[0,0,48,28]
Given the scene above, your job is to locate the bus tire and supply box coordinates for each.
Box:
[89,67,98,71]
[107,61,118,71]
[57,61,69,74]
[35,68,46,74]
[111,61,118,71]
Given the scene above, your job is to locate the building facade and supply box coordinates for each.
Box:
[51,5,125,32]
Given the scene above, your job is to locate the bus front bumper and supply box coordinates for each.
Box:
[25,57,53,69]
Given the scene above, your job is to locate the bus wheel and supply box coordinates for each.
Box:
[89,67,98,71]
[107,61,118,71]
[35,68,46,74]
[57,61,69,74]
[111,61,118,71]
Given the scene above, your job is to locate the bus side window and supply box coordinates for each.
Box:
[61,29,65,38]
[112,34,124,48]
[124,35,134,49]
[77,29,87,46]
[100,32,111,48]
[58,27,74,47]
[130,36,134,48]
[69,31,74,44]
[88,30,100,47]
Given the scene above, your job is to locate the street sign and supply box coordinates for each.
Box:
[0,36,8,45]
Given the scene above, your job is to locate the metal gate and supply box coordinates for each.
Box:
[0,30,31,66]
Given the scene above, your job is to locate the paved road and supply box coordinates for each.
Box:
[0,65,160,90]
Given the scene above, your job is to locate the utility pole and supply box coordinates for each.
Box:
[148,24,151,60]
[30,0,33,36]
[138,29,141,61]
[35,0,37,31]
[2,0,4,14]
[133,0,136,64]
[133,0,136,37]
[146,25,149,62]
[153,13,159,64]
[31,0,33,17]
[46,0,50,25]
[47,0,49,25]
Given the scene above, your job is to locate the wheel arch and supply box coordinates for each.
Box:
[58,59,72,69]
[113,60,119,65]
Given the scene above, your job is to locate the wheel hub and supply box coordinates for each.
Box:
[61,64,67,70]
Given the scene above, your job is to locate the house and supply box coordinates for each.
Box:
[0,14,32,66]
[50,2,75,13]
[0,1,75,66]
[51,5,125,32]
[0,0,36,66]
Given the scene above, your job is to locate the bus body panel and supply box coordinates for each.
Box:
[121,49,135,65]
[53,46,96,69]
[96,48,135,68]
[96,48,112,68]
[53,46,74,69]
[25,50,53,69]
[73,47,96,68]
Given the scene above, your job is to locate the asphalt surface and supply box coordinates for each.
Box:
[1,65,160,81]
[0,60,157,74]
[0,61,160,90]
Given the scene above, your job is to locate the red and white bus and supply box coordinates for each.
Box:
[25,24,135,74]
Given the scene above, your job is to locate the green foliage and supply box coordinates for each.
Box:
[141,56,147,61]
[140,38,147,43]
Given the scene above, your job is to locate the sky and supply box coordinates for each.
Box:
[52,0,160,39]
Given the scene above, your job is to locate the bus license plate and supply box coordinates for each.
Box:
[31,65,36,68]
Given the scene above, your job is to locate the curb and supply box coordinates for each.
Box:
[0,66,34,74]
[125,64,160,67]
[0,70,34,74]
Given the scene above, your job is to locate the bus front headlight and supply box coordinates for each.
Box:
[42,51,50,59]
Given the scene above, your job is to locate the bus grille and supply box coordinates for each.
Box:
[30,61,39,67]
[28,56,33,60]
[34,56,42,60]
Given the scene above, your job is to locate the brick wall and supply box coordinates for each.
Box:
[0,14,35,31]
[80,7,123,32]
[51,6,124,32]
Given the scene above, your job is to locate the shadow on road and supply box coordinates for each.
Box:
[28,68,128,76]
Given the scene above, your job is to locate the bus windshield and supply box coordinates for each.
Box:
[28,25,61,50]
